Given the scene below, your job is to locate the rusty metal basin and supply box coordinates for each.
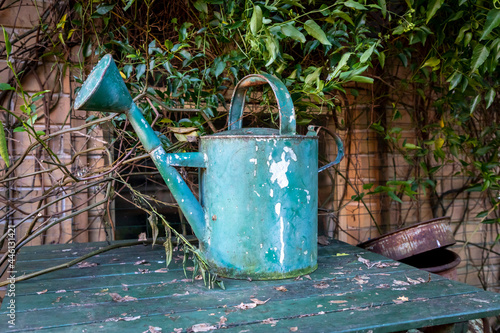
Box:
[400,248,461,281]
[358,217,455,261]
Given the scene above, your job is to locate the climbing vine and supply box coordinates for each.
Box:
[0,0,498,291]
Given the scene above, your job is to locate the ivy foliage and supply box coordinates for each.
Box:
[66,0,499,227]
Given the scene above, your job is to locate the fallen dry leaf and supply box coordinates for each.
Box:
[55,289,66,293]
[173,329,182,333]
[262,318,278,326]
[109,293,137,302]
[37,289,48,295]
[155,268,169,273]
[144,326,162,333]
[375,284,390,289]
[313,282,330,289]
[406,277,425,285]
[274,286,288,292]
[122,284,129,291]
[290,327,298,332]
[304,275,312,280]
[77,262,98,268]
[195,274,203,280]
[393,296,409,304]
[134,259,148,265]
[318,235,330,245]
[219,316,227,325]
[250,298,270,305]
[173,291,189,297]
[357,255,373,268]
[234,302,257,310]
[329,300,348,304]
[106,315,141,322]
[54,296,63,303]
[138,232,147,241]
[392,279,410,286]
[189,323,217,332]
[353,276,369,285]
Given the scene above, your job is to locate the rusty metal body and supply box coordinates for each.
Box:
[358,217,455,261]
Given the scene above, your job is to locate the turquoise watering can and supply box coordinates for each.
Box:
[75,55,344,280]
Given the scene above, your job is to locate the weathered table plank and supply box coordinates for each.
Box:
[1,240,499,332]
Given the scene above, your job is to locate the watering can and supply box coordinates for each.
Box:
[75,54,344,280]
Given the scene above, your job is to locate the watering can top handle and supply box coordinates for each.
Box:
[228,74,296,135]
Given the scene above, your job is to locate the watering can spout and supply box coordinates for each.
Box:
[74,55,207,242]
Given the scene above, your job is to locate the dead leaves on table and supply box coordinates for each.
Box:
[357,255,400,269]
[234,298,270,310]
[109,292,138,302]
[76,261,98,268]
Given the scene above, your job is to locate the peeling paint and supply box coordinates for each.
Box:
[269,153,290,188]
[275,202,281,215]
[254,191,261,197]
[305,189,311,203]
[249,158,257,164]
[270,189,274,197]
[284,147,297,161]
[279,216,285,264]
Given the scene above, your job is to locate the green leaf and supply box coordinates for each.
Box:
[470,44,490,73]
[264,36,278,66]
[446,71,462,90]
[327,10,354,26]
[96,3,115,15]
[363,183,374,190]
[378,0,387,18]
[0,120,9,167]
[350,75,373,84]
[250,5,263,35]
[123,0,135,11]
[213,57,225,78]
[426,0,444,24]
[281,24,306,43]
[2,27,11,57]
[305,67,322,87]
[387,191,403,204]
[13,126,25,132]
[329,52,351,79]
[480,9,500,41]
[485,88,495,109]
[378,51,385,68]
[0,83,14,91]
[403,143,422,150]
[344,0,367,10]
[304,20,331,46]
[193,0,208,14]
[469,94,481,114]
[421,57,440,69]
[136,64,146,80]
[360,42,377,64]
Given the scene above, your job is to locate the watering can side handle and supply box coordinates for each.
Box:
[228,74,296,135]
[318,130,344,173]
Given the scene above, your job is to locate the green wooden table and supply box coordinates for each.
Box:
[1,239,499,332]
